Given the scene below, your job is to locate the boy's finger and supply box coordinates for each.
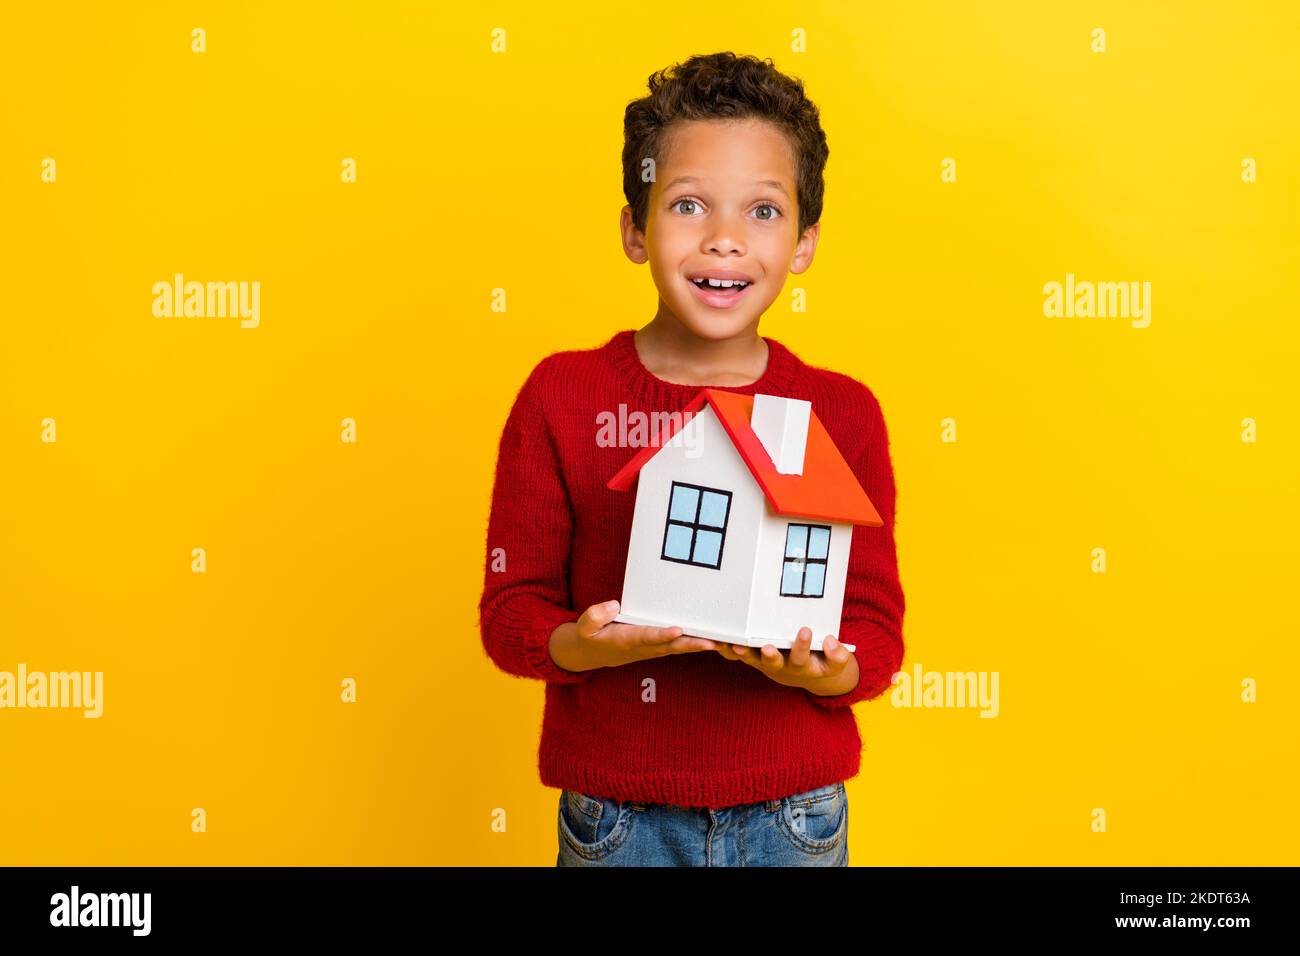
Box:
[822,635,851,669]
[578,600,621,637]
[788,627,813,669]
[624,623,684,644]
[726,645,762,668]
[758,644,785,672]
[669,636,717,653]
[733,644,777,671]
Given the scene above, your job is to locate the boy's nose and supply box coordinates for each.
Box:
[703,226,746,255]
[700,207,749,253]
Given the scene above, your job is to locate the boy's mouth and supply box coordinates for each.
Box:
[686,274,754,308]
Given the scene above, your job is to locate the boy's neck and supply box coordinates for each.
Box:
[634,311,770,387]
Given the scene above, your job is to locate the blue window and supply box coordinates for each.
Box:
[780,523,831,597]
[661,481,732,570]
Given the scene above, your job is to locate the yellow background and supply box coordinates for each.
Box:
[2,2,1296,865]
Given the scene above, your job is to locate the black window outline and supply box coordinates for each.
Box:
[779,522,832,598]
[660,480,733,570]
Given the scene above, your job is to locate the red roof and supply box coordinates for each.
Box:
[606,388,882,527]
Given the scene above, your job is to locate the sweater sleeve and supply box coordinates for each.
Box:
[807,386,906,710]
[478,363,594,685]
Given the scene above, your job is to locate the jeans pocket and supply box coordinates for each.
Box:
[557,789,637,862]
[776,781,847,855]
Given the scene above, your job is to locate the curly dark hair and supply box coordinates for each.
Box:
[622,52,829,238]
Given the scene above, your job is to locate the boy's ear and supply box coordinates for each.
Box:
[620,205,649,264]
[788,221,821,275]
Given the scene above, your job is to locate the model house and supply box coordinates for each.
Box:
[606,389,883,652]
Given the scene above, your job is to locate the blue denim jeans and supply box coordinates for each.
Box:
[556,781,848,866]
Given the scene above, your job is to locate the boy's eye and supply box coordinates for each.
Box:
[670,199,783,220]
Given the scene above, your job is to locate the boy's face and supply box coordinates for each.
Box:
[621,118,820,341]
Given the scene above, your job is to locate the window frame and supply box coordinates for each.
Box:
[779,522,832,598]
[659,480,733,570]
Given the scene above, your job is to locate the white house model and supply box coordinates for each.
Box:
[607,388,883,653]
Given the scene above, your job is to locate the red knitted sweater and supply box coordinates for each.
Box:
[478,328,906,808]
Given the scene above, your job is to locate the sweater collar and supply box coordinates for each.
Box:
[605,328,801,406]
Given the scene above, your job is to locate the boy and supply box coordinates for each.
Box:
[478,52,905,866]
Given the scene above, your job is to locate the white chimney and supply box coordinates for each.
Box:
[751,393,811,475]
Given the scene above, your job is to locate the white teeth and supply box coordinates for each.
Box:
[694,278,748,288]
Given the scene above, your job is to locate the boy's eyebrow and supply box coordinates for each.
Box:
[665,175,790,198]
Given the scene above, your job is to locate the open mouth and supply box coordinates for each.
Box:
[687,276,753,306]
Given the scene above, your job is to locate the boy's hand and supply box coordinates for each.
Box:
[714,627,859,697]
[549,600,718,673]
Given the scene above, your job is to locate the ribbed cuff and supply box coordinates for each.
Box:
[501,598,592,684]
